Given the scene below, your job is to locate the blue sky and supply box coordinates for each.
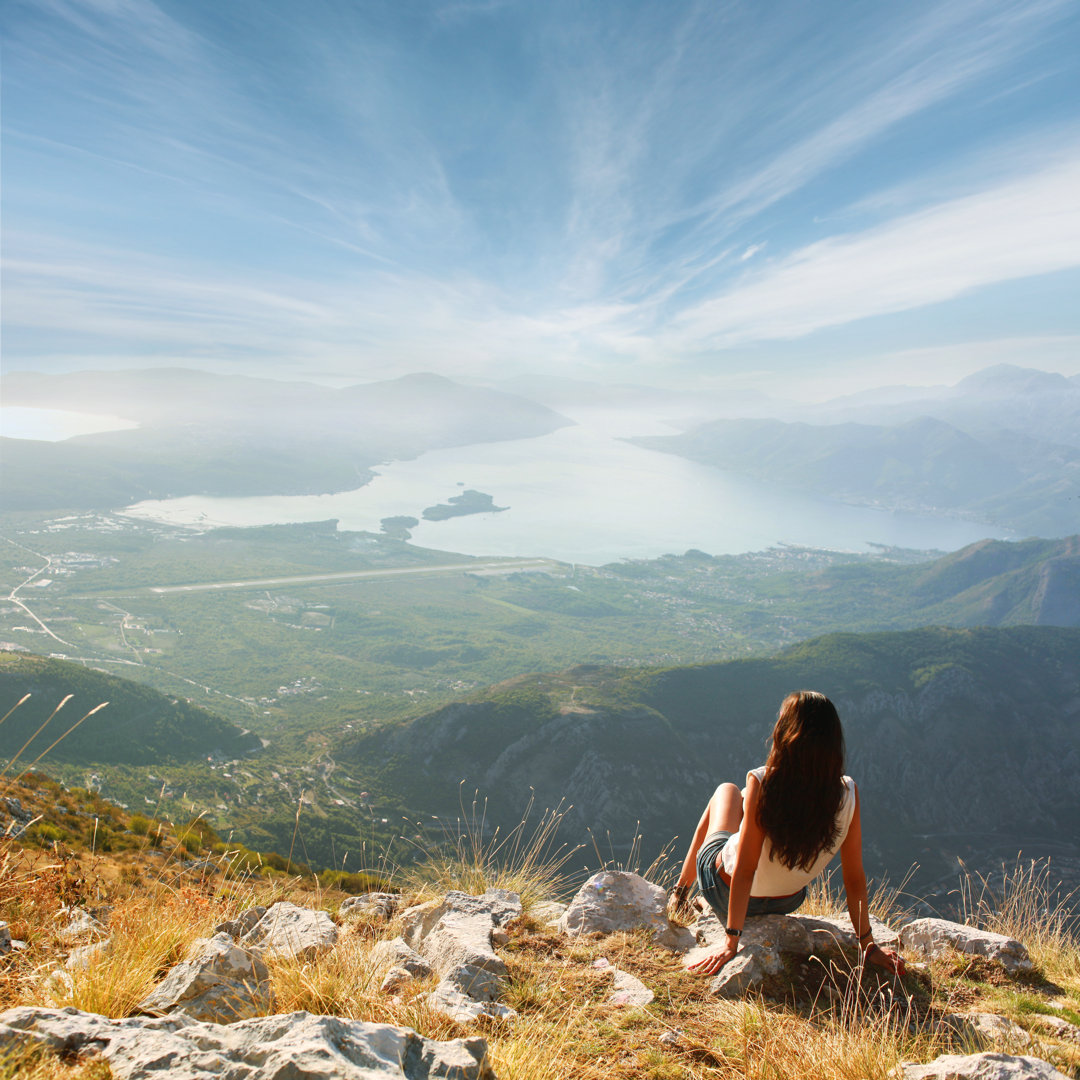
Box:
[3,0,1079,396]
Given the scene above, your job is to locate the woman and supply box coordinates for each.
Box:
[672,690,905,977]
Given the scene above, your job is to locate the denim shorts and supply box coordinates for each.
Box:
[696,830,807,922]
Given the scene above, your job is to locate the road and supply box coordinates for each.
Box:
[146,558,562,594]
[1,536,75,646]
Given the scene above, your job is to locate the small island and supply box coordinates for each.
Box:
[379,515,420,540]
[421,489,508,521]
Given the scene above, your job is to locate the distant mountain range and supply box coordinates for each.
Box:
[634,367,1080,537]
[0,369,570,510]
[338,625,1080,896]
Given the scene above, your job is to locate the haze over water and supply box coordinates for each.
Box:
[122,409,1007,565]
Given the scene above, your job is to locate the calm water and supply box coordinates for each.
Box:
[120,409,1008,565]
[0,406,138,440]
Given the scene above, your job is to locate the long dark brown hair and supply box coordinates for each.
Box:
[757,690,846,871]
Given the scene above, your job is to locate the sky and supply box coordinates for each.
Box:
[2,0,1080,397]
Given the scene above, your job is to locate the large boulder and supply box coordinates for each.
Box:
[371,937,433,980]
[213,906,266,939]
[900,919,1033,974]
[0,1007,495,1079]
[240,902,338,960]
[137,933,270,1023]
[400,890,521,1023]
[558,872,695,952]
[897,1052,1069,1079]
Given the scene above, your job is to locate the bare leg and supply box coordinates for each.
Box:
[676,783,743,889]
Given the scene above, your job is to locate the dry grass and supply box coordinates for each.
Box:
[2,787,1080,1080]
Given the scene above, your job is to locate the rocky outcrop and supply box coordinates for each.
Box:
[213,906,265,939]
[897,1052,1070,1079]
[558,871,695,952]
[900,919,1033,973]
[240,901,338,960]
[341,892,401,922]
[934,1013,1031,1049]
[0,1007,496,1079]
[400,889,522,1022]
[137,932,270,1023]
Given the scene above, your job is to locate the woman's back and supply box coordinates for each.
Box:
[721,766,857,897]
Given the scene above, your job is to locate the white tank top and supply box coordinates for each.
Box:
[721,766,857,897]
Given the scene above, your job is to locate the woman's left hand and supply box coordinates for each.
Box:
[866,944,906,977]
[688,942,738,975]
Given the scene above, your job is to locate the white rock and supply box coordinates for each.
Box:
[796,913,901,953]
[900,919,1032,973]
[379,966,416,994]
[340,893,401,921]
[609,969,654,1007]
[936,1013,1031,1049]
[241,902,338,960]
[559,871,696,952]
[707,949,770,998]
[531,901,568,927]
[1030,1015,1080,1042]
[0,1007,496,1078]
[426,983,517,1024]
[66,939,112,971]
[419,911,507,978]
[444,890,522,928]
[138,932,271,1023]
[370,937,433,979]
[897,1051,1069,1079]
[213,906,265,939]
[56,909,107,945]
[441,964,505,1003]
[401,900,450,949]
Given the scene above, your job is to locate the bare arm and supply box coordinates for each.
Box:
[839,784,905,976]
[689,775,764,975]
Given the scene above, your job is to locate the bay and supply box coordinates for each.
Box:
[121,408,1010,565]
[0,406,138,441]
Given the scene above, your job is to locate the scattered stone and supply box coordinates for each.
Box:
[56,909,107,945]
[403,890,522,1023]
[531,901,567,927]
[707,949,773,999]
[0,1006,497,1079]
[213,906,266,939]
[609,969,654,1007]
[66,939,112,971]
[138,932,271,1023]
[1030,1015,1080,1042]
[379,967,416,995]
[0,922,11,956]
[900,919,1033,974]
[371,937,433,979]
[400,899,450,950]
[558,871,696,952]
[897,1051,1070,1079]
[936,1013,1031,1049]
[340,892,401,921]
[241,901,338,960]
[658,1029,687,1048]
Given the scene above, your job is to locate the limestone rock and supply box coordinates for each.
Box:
[56,909,107,945]
[708,949,771,998]
[609,969,654,1007]
[241,901,338,960]
[213,906,265,939]
[530,901,567,927]
[0,923,11,956]
[1030,1015,1080,1041]
[66,939,112,971]
[400,899,451,950]
[897,1051,1069,1079]
[419,911,507,978]
[900,919,1032,973]
[936,1013,1031,1049]
[426,982,517,1024]
[441,963,505,1003]
[796,913,901,953]
[559,871,695,952]
[0,1006,496,1078]
[138,932,270,1023]
[371,937,433,979]
[380,966,415,994]
[341,892,401,921]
